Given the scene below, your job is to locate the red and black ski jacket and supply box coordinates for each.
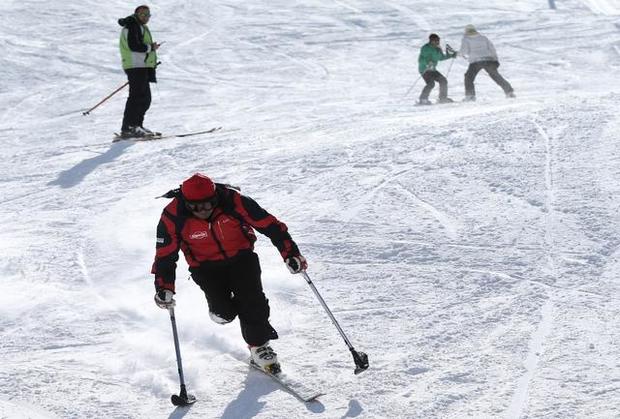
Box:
[152,184,301,292]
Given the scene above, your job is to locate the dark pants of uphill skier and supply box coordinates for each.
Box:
[121,67,151,131]
[464,60,513,98]
[191,252,278,347]
[420,70,448,101]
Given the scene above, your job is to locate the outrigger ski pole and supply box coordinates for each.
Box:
[301,271,369,374]
[168,307,197,406]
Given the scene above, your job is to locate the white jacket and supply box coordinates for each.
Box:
[459,33,498,63]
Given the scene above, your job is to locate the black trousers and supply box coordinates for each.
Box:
[420,70,448,101]
[121,68,151,131]
[464,60,513,98]
[191,252,278,347]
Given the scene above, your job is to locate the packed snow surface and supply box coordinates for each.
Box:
[1,0,619,418]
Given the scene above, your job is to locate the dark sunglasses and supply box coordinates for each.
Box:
[138,11,151,18]
[185,196,218,212]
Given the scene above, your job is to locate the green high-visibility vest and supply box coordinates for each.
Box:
[119,18,157,69]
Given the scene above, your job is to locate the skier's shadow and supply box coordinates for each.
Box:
[220,371,275,419]
[167,405,193,419]
[340,399,363,418]
[220,368,325,418]
[47,141,133,189]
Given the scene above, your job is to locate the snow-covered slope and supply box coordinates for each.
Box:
[1,1,619,418]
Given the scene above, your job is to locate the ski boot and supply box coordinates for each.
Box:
[249,342,281,374]
[140,126,161,137]
[437,97,454,104]
[119,126,150,138]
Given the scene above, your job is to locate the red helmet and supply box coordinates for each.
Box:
[181,173,216,202]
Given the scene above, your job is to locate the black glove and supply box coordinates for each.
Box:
[445,44,457,58]
[148,67,157,83]
[154,288,175,309]
[285,255,307,274]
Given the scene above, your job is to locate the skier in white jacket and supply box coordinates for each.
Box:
[459,24,515,101]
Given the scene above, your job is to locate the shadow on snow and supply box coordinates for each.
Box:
[220,367,326,418]
[47,141,133,188]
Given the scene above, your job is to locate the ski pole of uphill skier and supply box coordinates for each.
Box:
[417,33,457,105]
[458,24,515,101]
[82,81,129,116]
[118,5,160,138]
[152,173,307,375]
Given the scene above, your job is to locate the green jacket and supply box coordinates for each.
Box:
[118,15,157,70]
[417,43,453,74]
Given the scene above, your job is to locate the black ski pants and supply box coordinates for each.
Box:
[420,70,448,101]
[464,60,513,98]
[121,68,151,131]
[191,252,278,347]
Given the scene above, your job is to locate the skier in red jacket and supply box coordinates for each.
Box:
[151,173,307,373]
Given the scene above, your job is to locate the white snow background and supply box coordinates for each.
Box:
[1,0,620,418]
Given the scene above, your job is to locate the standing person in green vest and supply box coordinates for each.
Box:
[417,33,456,105]
[118,5,160,138]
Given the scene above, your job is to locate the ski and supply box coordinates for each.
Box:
[112,133,162,142]
[416,100,456,106]
[248,360,323,403]
[113,126,222,143]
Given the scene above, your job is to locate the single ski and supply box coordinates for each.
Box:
[248,360,323,403]
[113,126,222,143]
[416,100,456,106]
[156,126,222,140]
[112,132,162,142]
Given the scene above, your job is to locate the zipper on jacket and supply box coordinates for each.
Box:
[209,221,228,259]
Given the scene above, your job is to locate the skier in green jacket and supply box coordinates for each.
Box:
[417,33,456,105]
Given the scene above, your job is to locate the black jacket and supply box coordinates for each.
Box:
[118,15,148,53]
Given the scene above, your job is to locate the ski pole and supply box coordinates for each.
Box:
[82,81,128,116]
[168,307,197,406]
[301,271,369,374]
[445,44,456,78]
[403,75,422,98]
[446,57,455,79]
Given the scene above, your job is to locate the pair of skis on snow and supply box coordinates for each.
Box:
[112,126,222,143]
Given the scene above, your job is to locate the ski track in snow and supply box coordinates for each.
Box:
[2,0,620,418]
[393,181,462,240]
[505,117,556,416]
[506,299,554,418]
[581,0,620,15]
